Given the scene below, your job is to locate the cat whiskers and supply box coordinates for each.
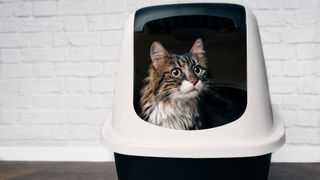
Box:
[202,79,231,103]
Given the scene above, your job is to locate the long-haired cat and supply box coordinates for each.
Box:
[140,38,208,130]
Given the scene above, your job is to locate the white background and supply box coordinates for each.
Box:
[0,0,319,162]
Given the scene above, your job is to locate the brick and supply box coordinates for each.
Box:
[101,94,113,108]
[56,63,103,77]
[299,0,320,8]
[103,62,117,76]
[266,60,282,77]
[65,78,90,93]
[0,4,15,17]
[33,95,57,108]
[315,26,320,42]
[19,112,34,125]
[270,94,282,105]
[284,26,315,43]
[296,8,320,25]
[0,17,17,32]
[20,110,67,125]
[283,60,302,77]
[56,94,112,109]
[33,1,56,17]
[101,31,122,46]
[57,0,103,15]
[69,47,92,62]
[281,94,300,110]
[0,80,19,94]
[91,46,119,61]
[296,111,320,127]
[29,32,53,47]
[269,77,299,94]
[13,2,32,17]
[284,0,299,9]
[286,127,320,144]
[258,0,283,9]
[299,77,320,94]
[19,79,62,93]
[0,49,21,63]
[0,64,33,78]
[0,95,32,109]
[0,33,29,48]
[301,60,320,76]
[279,109,297,127]
[254,10,284,26]
[52,125,100,140]
[56,95,87,109]
[17,17,63,32]
[90,109,110,125]
[22,48,67,62]
[315,61,320,76]
[34,111,67,125]
[0,110,19,125]
[91,77,115,92]
[34,63,55,78]
[0,126,52,140]
[299,95,320,110]
[87,15,105,31]
[284,10,296,24]
[85,94,113,109]
[18,18,42,32]
[54,32,100,47]
[296,44,320,60]
[88,14,127,31]
[104,0,126,13]
[63,16,87,32]
[260,27,283,44]
[67,110,91,124]
[0,2,32,17]
[263,44,295,60]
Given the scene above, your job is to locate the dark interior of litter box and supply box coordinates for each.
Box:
[133,4,247,130]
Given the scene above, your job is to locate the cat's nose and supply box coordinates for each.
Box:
[190,79,198,86]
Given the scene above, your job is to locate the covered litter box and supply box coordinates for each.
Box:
[102,3,285,180]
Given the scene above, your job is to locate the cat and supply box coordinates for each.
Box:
[140,38,208,130]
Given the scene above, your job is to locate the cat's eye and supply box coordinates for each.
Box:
[171,68,181,77]
[193,66,203,75]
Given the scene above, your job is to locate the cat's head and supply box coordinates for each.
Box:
[149,38,207,101]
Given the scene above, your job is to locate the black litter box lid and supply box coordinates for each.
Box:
[134,3,246,32]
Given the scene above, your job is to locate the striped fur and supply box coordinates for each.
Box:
[140,38,208,130]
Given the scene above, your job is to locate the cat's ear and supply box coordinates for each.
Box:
[150,41,168,66]
[189,38,205,54]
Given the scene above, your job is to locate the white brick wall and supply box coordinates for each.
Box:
[0,0,319,161]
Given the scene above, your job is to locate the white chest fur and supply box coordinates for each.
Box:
[143,99,202,130]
